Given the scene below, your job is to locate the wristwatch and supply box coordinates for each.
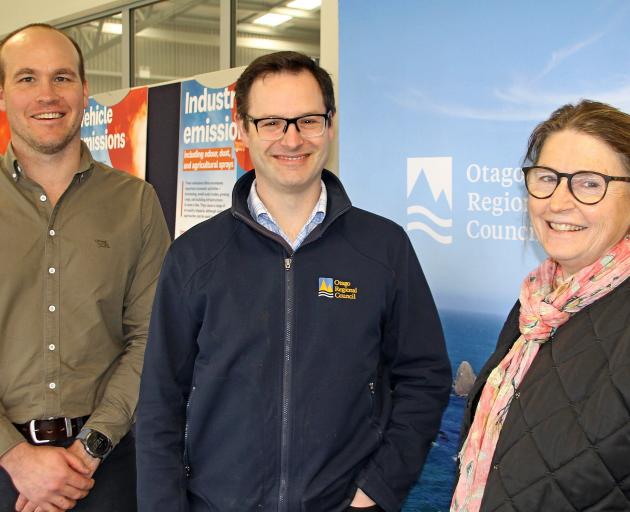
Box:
[76,429,113,459]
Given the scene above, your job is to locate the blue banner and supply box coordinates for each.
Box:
[339,2,630,510]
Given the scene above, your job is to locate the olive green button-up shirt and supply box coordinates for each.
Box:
[0,143,171,457]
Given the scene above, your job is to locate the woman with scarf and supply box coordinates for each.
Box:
[451,100,630,512]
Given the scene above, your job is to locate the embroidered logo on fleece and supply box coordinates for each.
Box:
[318,277,358,300]
[94,239,111,248]
[318,277,334,298]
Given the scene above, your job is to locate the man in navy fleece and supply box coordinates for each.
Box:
[137,51,451,512]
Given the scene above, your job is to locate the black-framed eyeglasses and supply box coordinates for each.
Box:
[522,165,630,205]
[244,112,331,141]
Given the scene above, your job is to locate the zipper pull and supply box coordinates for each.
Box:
[284,258,292,270]
[369,381,375,394]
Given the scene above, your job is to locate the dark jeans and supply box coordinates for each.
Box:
[0,432,136,512]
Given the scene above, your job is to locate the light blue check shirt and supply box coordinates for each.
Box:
[247,179,327,251]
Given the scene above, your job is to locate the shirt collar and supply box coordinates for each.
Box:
[247,179,327,225]
[2,140,95,183]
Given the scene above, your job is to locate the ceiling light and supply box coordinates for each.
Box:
[253,13,292,26]
[286,0,321,9]
[102,22,123,35]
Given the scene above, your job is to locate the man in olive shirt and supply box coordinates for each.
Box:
[0,24,170,512]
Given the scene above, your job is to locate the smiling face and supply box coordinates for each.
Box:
[529,129,630,276]
[237,70,333,200]
[0,27,88,158]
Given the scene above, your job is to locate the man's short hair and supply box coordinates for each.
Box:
[0,23,86,84]
[235,51,336,127]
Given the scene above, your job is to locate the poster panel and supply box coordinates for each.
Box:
[175,67,251,237]
[339,2,630,510]
[80,87,148,178]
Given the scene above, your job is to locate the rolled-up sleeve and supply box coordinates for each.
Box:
[85,185,171,445]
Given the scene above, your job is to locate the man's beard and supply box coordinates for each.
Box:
[14,119,82,156]
[28,123,81,155]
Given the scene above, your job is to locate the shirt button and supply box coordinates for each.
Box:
[48,344,56,351]
[49,382,56,390]
[48,305,56,312]
[48,267,56,274]
[40,194,47,202]
[49,229,56,236]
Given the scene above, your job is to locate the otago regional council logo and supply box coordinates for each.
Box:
[318,277,358,300]
[406,156,453,244]
[318,278,334,298]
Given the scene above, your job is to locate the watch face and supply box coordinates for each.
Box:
[86,431,112,457]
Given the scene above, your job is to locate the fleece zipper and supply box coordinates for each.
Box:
[278,255,294,511]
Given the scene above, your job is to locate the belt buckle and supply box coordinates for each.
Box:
[28,417,73,444]
[64,417,73,438]
[28,419,50,444]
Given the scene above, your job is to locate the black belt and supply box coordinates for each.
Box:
[14,416,89,444]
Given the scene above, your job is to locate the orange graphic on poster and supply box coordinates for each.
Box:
[108,88,148,179]
[234,136,253,171]
[0,111,10,154]
[82,87,148,178]
[228,83,253,172]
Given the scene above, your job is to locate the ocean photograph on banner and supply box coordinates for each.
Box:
[80,87,148,179]
[175,68,252,237]
[339,1,630,510]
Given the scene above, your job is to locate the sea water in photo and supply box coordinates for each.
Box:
[402,309,505,512]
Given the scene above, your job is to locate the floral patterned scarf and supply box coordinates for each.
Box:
[451,234,630,512]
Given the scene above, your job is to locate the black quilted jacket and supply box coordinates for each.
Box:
[460,276,630,511]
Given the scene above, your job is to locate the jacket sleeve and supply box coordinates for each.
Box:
[136,246,200,512]
[84,185,171,445]
[356,233,452,512]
